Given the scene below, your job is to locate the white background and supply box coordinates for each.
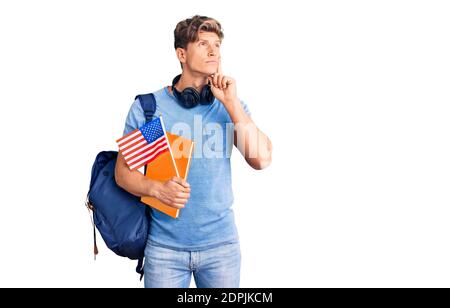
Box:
[0,0,449,287]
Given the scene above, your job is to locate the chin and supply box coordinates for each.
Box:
[191,68,216,78]
[201,70,216,76]
[195,67,216,76]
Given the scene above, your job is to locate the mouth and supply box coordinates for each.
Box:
[206,61,218,64]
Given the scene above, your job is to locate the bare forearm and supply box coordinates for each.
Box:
[225,99,273,170]
[235,123,272,170]
[115,153,159,197]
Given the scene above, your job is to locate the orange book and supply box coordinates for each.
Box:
[141,132,194,218]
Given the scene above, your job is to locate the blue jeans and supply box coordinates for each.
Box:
[144,240,241,288]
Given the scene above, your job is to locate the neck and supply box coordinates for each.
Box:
[175,70,209,92]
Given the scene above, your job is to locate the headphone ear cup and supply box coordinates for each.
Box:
[200,84,215,105]
[179,87,200,108]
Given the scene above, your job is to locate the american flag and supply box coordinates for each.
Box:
[117,117,170,171]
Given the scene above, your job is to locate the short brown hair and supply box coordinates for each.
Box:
[174,15,224,50]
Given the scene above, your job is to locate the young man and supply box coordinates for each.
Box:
[115,15,272,288]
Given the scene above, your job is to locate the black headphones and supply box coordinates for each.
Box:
[171,74,215,108]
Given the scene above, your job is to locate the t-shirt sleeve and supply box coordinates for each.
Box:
[123,98,146,136]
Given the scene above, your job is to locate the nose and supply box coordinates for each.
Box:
[207,44,217,57]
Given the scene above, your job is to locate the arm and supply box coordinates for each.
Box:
[228,101,273,170]
[115,152,191,209]
[208,74,273,170]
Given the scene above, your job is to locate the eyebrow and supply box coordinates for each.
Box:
[198,39,221,44]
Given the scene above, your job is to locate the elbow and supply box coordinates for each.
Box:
[114,164,126,189]
[251,140,272,170]
[254,158,272,170]
[248,155,272,170]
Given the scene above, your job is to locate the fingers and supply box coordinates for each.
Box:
[171,191,190,208]
[209,74,232,90]
[211,73,219,89]
[175,191,190,199]
[166,192,190,208]
[210,58,227,90]
[167,192,190,209]
[221,76,229,89]
[171,202,186,209]
[208,76,213,86]
[169,177,190,209]
[158,178,192,209]
[171,176,190,189]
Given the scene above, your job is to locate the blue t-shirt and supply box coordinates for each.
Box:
[123,86,251,251]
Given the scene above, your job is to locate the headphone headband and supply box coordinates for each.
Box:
[171,75,215,108]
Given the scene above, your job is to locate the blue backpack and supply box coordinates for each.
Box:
[85,93,156,279]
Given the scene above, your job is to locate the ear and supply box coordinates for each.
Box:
[176,48,187,64]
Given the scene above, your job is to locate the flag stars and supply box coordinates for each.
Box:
[140,118,165,143]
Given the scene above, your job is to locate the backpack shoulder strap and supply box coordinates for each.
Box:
[135,93,155,277]
[135,93,157,122]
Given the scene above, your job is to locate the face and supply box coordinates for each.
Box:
[177,31,221,76]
